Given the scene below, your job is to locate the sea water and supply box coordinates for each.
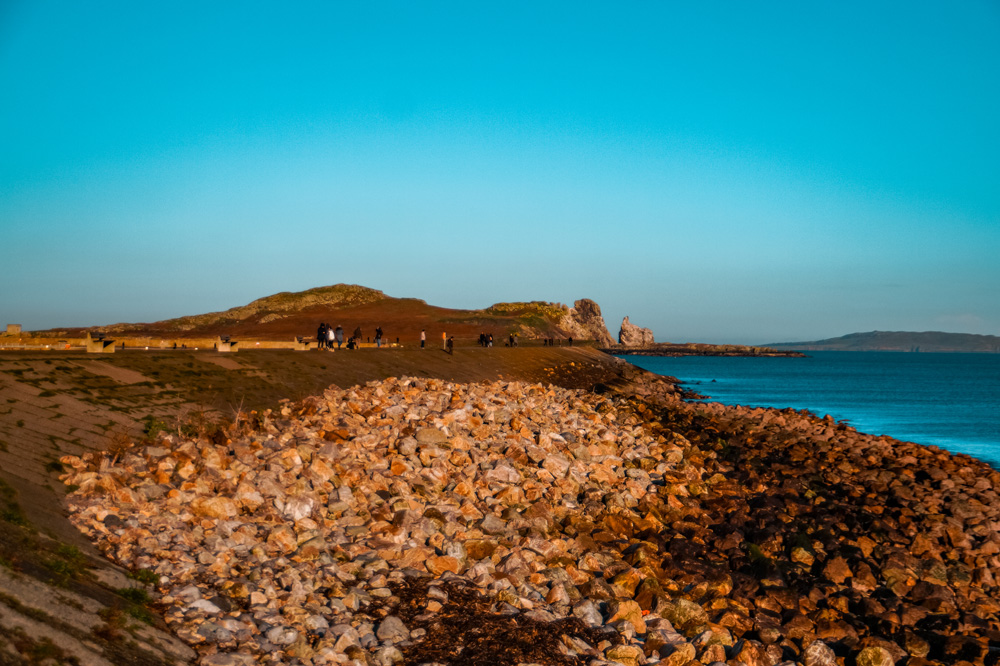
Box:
[619,351,1000,469]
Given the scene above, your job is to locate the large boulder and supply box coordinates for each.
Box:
[619,317,654,346]
[558,299,615,346]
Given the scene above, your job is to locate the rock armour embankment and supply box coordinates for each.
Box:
[59,374,1000,666]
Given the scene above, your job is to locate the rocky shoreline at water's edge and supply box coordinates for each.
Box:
[55,358,1000,666]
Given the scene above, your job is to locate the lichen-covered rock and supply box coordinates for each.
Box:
[854,646,894,666]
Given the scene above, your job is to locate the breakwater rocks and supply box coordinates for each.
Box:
[58,375,1000,665]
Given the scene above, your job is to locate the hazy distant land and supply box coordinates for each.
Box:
[769,330,1000,353]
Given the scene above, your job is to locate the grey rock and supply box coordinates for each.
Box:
[376,615,410,644]
[803,640,837,666]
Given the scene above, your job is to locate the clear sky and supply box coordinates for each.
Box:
[2,2,998,344]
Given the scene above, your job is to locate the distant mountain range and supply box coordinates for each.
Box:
[768,331,1000,353]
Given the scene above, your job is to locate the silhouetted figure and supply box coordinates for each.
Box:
[420,329,426,349]
[354,327,362,344]
[335,326,344,348]
[487,334,493,347]
[375,326,383,348]
[447,336,454,354]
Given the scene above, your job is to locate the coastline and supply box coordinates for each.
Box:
[625,350,1000,472]
[2,348,998,665]
[605,343,805,358]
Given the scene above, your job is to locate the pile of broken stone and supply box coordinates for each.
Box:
[59,375,1000,666]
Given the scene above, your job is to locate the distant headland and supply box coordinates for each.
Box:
[2,284,798,357]
[1,284,617,348]
[768,330,1000,353]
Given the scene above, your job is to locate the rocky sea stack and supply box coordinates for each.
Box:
[620,318,655,347]
[58,369,1000,666]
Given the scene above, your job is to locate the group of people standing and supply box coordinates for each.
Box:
[314,324,570,350]
[316,323,345,349]
[314,323,386,350]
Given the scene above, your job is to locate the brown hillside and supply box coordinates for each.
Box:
[32,284,614,345]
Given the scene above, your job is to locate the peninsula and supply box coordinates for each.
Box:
[768,330,1000,353]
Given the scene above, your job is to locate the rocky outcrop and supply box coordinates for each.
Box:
[558,298,615,346]
[619,316,654,346]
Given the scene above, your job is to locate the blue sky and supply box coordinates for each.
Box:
[2,1,998,344]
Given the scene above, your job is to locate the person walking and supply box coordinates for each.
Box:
[420,329,426,349]
[375,326,383,348]
[446,336,454,354]
[353,326,362,346]
[335,325,344,349]
[327,325,335,350]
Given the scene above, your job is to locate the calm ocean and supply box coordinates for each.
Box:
[619,351,1000,469]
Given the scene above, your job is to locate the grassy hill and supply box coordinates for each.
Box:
[22,284,614,345]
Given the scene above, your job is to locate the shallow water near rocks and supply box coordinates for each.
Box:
[621,351,1000,468]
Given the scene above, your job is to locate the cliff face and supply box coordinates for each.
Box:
[619,316,654,346]
[558,299,615,347]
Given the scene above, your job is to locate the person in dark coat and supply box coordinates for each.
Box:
[335,326,344,348]
[317,323,327,349]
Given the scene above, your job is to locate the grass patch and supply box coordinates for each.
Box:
[38,389,58,397]
[108,587,155,625]
[140,414,170,440]
[745,542,774,578]
[45,544,88,585]
[0,478,29,528]
[16,419,25,427]
[117,586,151,605]
[128,568,160,586]
[44,460,64,473]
